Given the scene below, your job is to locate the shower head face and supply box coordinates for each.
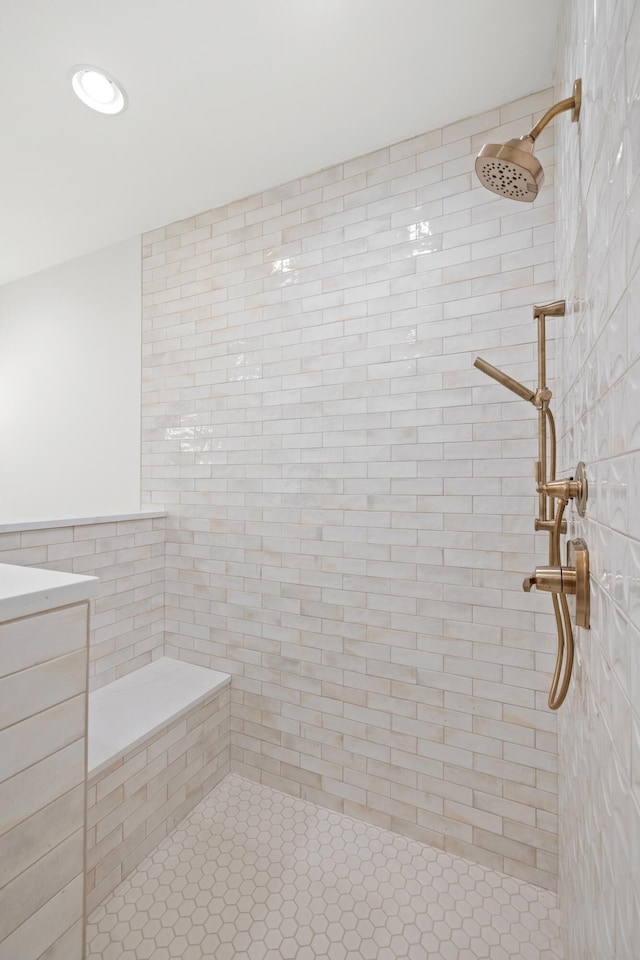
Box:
[475,138,544,202]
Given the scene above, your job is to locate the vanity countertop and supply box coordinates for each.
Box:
[0,562,99,622]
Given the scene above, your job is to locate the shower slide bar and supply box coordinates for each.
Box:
[474,300,590,710]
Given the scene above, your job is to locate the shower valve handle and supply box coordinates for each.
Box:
[523,538,590,629]
[523,566,576,595]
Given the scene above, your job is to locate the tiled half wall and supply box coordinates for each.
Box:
[141,90,561,888]
[0,515,166,691]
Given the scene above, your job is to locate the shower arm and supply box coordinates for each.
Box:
[527,80,582,141]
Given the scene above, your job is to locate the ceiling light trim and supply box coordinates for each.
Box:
[71,64,127,115]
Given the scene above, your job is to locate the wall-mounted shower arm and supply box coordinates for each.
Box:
[528,81,582,141]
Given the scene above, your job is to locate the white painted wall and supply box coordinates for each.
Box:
[0,237,141,522]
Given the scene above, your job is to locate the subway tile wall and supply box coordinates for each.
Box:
[0,516,166,691]
[555,0,640,956]
[142,90,561,887]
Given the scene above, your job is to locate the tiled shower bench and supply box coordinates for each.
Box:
[86,658,231,912]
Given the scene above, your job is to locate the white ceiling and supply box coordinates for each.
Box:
[0,0,560,286]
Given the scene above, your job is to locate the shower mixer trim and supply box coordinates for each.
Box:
[523,538,590,631]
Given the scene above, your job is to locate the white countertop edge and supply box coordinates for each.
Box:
[0,563,100,622]
[0,509,167,534]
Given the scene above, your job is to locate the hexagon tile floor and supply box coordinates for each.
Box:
[86,774,563,960]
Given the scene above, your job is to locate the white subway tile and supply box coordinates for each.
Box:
[134,87,566,885]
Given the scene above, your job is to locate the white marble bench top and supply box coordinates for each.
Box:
[88,657,230,777]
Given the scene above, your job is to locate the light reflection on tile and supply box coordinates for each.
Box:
[228,365,263,381]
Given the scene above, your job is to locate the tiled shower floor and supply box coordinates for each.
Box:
[86,774,563,960]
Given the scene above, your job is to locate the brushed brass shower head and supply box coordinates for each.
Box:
[475,80,582,202]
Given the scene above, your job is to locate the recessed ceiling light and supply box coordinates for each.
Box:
[71,65,126,115]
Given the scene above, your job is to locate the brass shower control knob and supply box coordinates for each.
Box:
[523,566,576,595]
[522,537,590,629]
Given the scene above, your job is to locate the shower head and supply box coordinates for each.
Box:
[475,80,582,202]
[476,137,543,201]
[474,356,535,404]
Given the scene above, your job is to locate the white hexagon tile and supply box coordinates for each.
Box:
[86,775,563,960]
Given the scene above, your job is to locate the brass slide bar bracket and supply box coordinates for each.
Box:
[533,300,567,318]
[535,519,568,534]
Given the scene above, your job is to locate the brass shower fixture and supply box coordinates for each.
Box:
[475,300,567,530]
[543,461,588,516]
[524,537,590,630]
[475,80,582,201]
[473,300,590,710]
